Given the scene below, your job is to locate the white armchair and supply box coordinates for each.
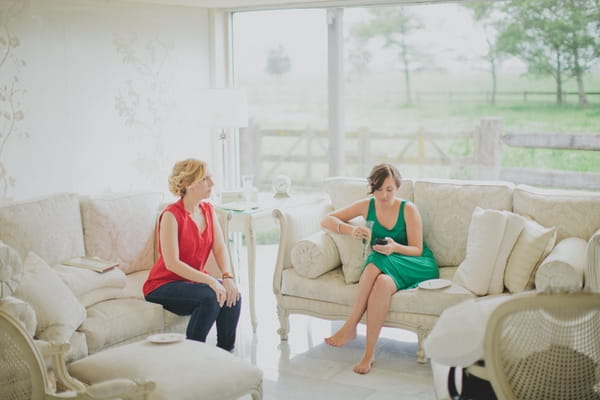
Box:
[483,291,600,400]
[0,310,155,400]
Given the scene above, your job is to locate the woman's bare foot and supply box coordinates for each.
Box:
[324,325,356,347]
[353,357,374,374]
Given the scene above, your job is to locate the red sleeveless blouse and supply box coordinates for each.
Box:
[143,199,214,296]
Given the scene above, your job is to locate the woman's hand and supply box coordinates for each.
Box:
[221,278,240,307]
[208,278,227,307]
[373,237,395,256]
[352,226,371,240]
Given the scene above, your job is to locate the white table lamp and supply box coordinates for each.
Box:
[201,88,248,189]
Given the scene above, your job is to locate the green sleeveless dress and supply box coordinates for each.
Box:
[364,198,439,290]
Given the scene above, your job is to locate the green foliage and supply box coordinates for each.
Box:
[349,7,430,105]
[496,0,600,106]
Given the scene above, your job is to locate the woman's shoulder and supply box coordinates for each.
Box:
[199,200,214,211]
[164,199,184,214]
[399,199,419,213]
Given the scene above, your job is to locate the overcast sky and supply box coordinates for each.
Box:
[233,3,525,77]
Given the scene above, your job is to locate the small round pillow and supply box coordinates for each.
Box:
[0,296,37,337]
[0,241,23,299]
[291,231,341,279]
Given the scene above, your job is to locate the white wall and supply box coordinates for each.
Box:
[0,0,215,201]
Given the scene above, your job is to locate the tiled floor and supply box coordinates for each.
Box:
[206,244,438,400]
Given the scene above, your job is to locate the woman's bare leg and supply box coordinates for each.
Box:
[353,274,397,374]
[325,264,381,347]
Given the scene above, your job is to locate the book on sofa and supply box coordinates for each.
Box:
[62,256,119,273]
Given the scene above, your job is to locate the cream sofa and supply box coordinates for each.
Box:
[271,177,600,363]
[0,192,268,399]
[0,192,189,363]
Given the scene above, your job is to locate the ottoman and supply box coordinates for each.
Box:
[67,339,263,400]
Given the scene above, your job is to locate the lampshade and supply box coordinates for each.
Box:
[200,88,248,128]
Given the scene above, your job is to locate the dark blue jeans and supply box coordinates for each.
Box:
[145,281,241,351]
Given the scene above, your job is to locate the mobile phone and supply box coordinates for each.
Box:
[375,238,388,245]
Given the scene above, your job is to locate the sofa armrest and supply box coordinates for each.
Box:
[272,199,333,296]
[586,228,600,292]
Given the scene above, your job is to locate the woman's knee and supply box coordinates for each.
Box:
[372,274,397,294]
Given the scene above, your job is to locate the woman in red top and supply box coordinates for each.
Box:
[143,158,241,351]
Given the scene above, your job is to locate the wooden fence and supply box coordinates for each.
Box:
[240,118,600,191]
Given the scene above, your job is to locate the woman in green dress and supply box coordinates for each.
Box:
[322,163,438,374]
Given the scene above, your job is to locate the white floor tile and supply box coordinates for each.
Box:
[211,243,437,400]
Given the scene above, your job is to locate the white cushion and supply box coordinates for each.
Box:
[424,295,512,367]
[0,193,85,266]
[504,218,556,293]
[328,217,366,284]
[535,237,587,291]
[68,340,263,400]
[78,287,130,308]
[275,199,333,270]
[453,208,509,296]
[13,252,86,342]
[0,241,23,299]
[513,184,600,242]
[53,265,126,297]
[0,296,37,337]
[414,179,514,267]
[290,231,341,279]
[487,212,525,295]
[80,193,164,274]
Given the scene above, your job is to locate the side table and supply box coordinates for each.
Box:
[217,192,327,332]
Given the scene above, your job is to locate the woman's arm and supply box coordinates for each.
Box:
[387,202,424,256]
[320,199,370,238]
[211,208,240,306]
[211,209,234,278]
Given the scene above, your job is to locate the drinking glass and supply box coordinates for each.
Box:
[362,220,374,260]
[242,175,255,202]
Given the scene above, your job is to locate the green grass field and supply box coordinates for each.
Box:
[239,68,600,185]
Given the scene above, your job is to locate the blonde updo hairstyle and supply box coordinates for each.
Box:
[367,163,402,194]
[168,158,207,197]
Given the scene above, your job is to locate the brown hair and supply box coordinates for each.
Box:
[367,163,402,194]
[168,158,207,197]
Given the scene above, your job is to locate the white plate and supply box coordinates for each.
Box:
[146,333,185,344]
[418,279,452,290]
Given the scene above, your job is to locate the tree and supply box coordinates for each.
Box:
[462,2,507,106]
[497,0,600,107]
[346,36,371,82]
[350,7,428,105]
[265,45,291,77]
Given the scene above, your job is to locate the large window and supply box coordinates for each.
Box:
[233,2,600,191]
[233,9,328,191]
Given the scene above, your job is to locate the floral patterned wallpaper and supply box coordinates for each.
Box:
[0,0,212,201]
[0,0,27,200]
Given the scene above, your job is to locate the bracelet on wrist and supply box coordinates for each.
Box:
[221,272,234,280]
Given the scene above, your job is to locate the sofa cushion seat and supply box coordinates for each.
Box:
[281,267,473,316]
[79,298,165,354]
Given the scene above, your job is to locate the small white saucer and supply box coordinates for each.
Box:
[418,278,452,290]
[146,333,185,344]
